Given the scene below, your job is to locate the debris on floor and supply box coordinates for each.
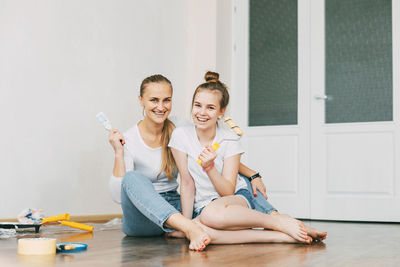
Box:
[0,228,16,239]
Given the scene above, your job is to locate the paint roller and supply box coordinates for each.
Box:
[1,213,93,233]
[41,214,94,232]
[224,117,243,136]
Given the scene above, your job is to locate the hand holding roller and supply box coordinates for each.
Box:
[196,117,243,166]
[196,142,221,166]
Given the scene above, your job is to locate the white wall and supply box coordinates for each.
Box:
[0,0,218,218]
[216,0,233,90]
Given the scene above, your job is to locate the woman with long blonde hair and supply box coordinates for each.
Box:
[108,74,209,251]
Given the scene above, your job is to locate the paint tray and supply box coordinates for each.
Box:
[0,222,41,233]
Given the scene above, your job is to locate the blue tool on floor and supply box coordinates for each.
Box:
[56,243,88,253]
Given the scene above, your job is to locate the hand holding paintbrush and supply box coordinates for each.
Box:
[96,112,126,150]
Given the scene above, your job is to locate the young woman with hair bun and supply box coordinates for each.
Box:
[169,71,327,244]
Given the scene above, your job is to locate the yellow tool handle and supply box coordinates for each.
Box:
[60,221,94,232]
[197,142,221,165]
[41,213,70,224]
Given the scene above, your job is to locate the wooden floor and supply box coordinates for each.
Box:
[1,220,399,266]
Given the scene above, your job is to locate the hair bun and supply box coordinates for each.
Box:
[204,71,220,82]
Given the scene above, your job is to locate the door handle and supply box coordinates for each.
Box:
[314,95,328,100]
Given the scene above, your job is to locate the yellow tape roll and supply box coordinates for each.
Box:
[18,238,56,255]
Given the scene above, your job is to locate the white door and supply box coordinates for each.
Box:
[231,0,400,221]
[310,0,400,221]
[231,0,311,219]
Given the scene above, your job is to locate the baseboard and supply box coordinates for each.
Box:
[0,214,122,223]
[0,218,18,222]
[70,214,122,223]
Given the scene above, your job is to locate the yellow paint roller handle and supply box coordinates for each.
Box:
[41,214,70,224]
[211,142,221,151]
[197,142,221,165]
[60,221,94,232]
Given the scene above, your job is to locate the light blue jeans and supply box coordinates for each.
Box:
[242,174,277,214]
[121,171,181,236]
[121,171,276,237]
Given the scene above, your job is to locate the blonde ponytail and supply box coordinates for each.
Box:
[159,118,176,180]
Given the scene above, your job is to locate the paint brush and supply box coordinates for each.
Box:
[96,112,112,131]
[96,111,125,146]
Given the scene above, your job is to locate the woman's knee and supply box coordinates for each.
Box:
[199,205,227,229]
[122,171,146,189]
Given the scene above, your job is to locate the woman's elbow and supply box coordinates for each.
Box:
[181,180,195,193]
[181,176,194,187]
[218,188,235,196]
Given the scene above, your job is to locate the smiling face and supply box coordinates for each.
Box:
[191,89,225,130]
[139,82,172,124]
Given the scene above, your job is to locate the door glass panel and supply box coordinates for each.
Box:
[325,0,392,123]
[249,0,298,126]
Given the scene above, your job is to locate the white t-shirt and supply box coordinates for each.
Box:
[109,116,189,204]
[168,125,247,213]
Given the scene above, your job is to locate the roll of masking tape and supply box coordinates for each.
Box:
[18,238,57,255]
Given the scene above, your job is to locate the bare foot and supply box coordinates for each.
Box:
[268,230,312,244]
[305,226,327,242]
[166,230,186,239]
[270,214,310,243]
[184,222,211,251]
